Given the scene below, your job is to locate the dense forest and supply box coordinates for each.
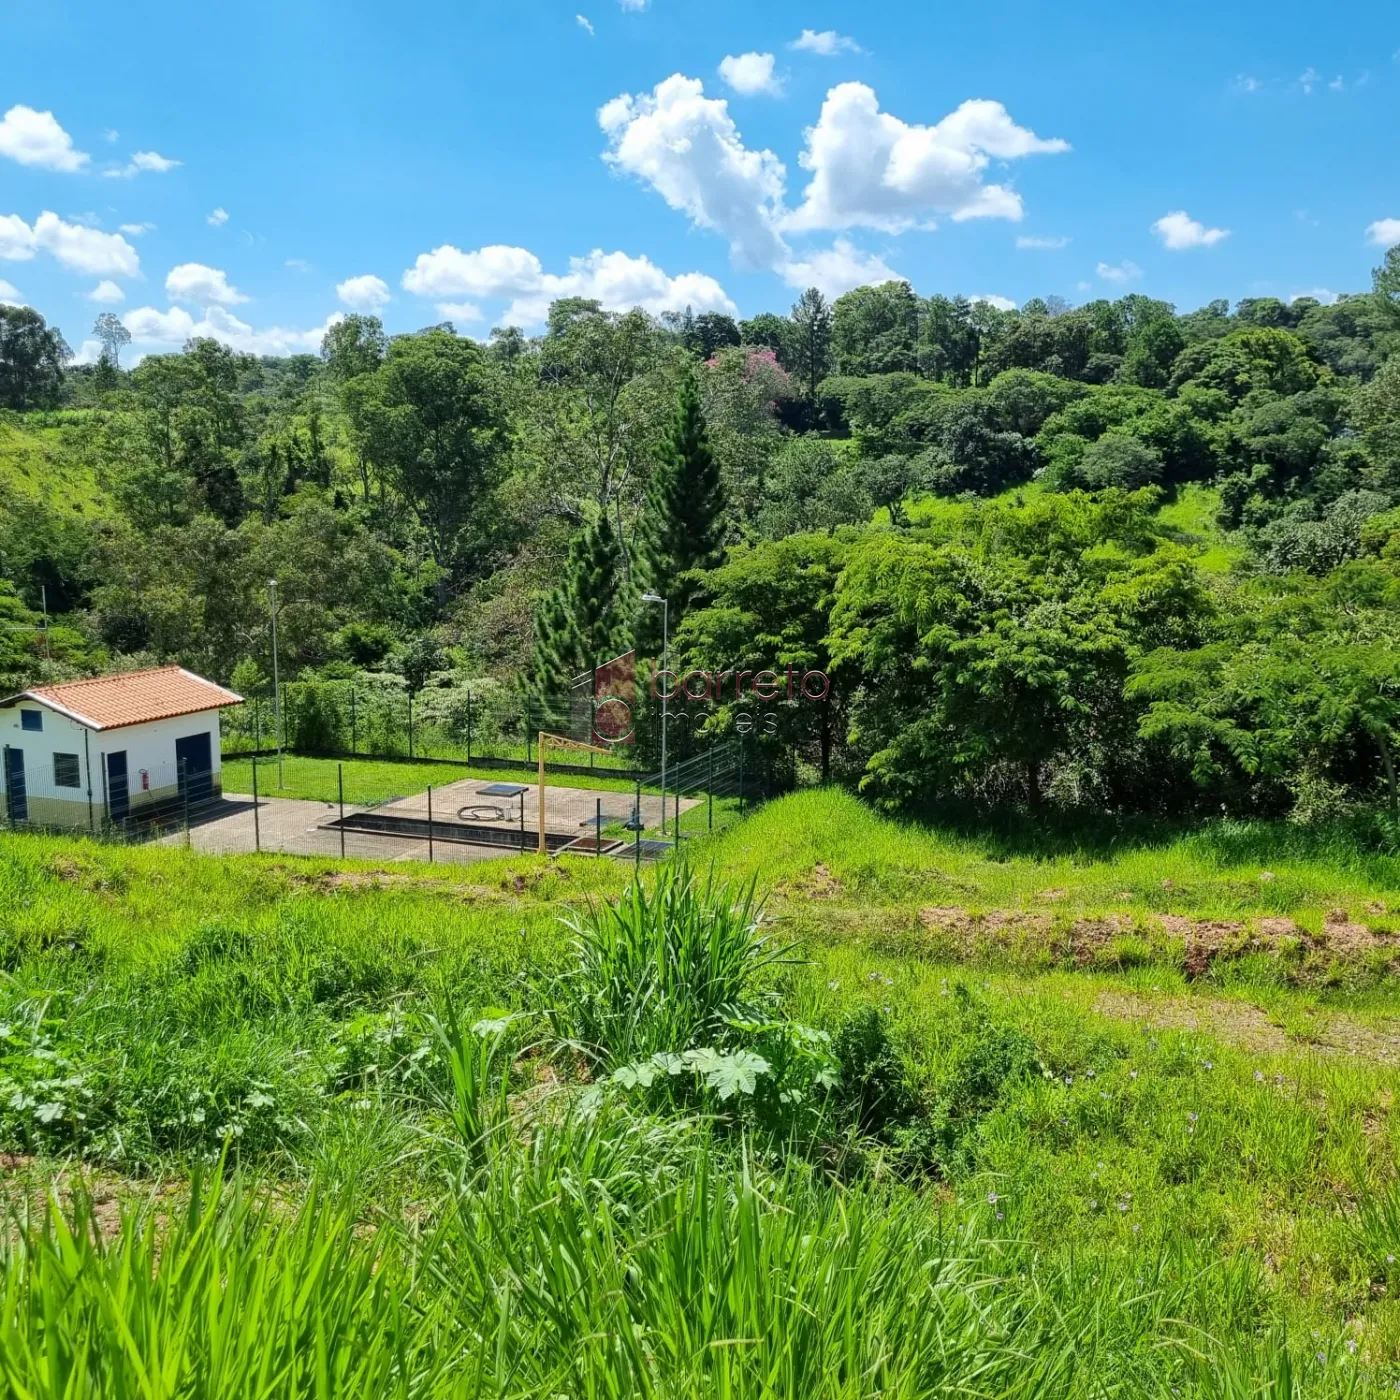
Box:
[3,241,1400,825]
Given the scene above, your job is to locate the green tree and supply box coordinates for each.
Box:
[530,511,632,703]
[320,314,387,382]
[344,330,507,597]
[0,305,69,409]
[92,311,131,369]
[831,281,918,376]
[789,287,833,407]
[638,371,728,625]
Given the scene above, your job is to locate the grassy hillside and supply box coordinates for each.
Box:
[0,412,107,515]
[0,792,1398,1392]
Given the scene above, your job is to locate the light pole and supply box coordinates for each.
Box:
[268,579,283,789]
[642,592,668,836]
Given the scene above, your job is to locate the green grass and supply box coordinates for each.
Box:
[0,414,107,515]
[1,789,1398,1392]
[222,752,653,803]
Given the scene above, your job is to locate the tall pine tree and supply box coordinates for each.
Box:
[529,510,631,709]
[637,371,728,635]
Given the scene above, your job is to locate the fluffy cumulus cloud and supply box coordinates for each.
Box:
[336,273,391,311]
[599,75,789,269]
[88,279,124,303]
[401,241,734,327]
[104,149,182,179]
[207,207,229,227]
[779,237,898,296]
[1367,217,1400,247]
[1097,260,1142,283]
[719,52,783,97]
[786,86,1069,234]
[435,301,484,323]
[0,212,141,276]
[166,262,247,307]
[0,105,89,172]
[789,29,862,56]
[124,304,342,356]
[1289,288,1339,305]
[1152,210,1229,250]
[70,339,105,365]
[0,279,21,305]
[971,294,1018,311]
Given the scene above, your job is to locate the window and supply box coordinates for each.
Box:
[54,753,81,788]
[20,710,42,732]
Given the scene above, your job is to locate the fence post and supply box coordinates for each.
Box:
[596,797,602,859]
[738,736,744,815]
[519,793,525,853]
[181,757,190,847]
[338,762,345,859]
[427,785,434,864]
[252,757,260,853]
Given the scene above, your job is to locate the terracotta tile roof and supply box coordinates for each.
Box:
[12,666,243,731]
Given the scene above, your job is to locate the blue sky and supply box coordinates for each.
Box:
[2,0,1398,362]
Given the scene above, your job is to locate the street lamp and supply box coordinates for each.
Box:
[268,579,283,789]
[642,592,668,836]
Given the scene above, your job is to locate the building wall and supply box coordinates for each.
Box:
[0,703,227,829]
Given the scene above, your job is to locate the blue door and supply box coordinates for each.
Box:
[106,750,129,823]
[175,732,214,808]
[3,746,26,823]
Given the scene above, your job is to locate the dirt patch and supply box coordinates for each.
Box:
[915,906,1396,978]
[779,864,846,901]
[1092,991,1400,1065]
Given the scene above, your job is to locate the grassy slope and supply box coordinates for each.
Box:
[0,414,107,515]
[2,789,1399,1388]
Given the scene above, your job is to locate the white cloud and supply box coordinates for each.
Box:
[1,212,141,276]
[0,105,89,172]
[1097,260,1142,283]
[401,240,734,327]
[285,257,313,272]
[970,293,1017,311]
[1234,74,1262,93]
[336,273,391,311]
[207,207,229,226]
[1016,234,1070,249]
[119,222,156,236]
[786,85,1068,234]
[104,150,182,179]
[1366,217,1400,247]
[1298,67,1320,94]
[1152,210,1229,250]
[71,339,105,365]
[779,237,899,296]
[1289,288,1338,305]
[790,29,862,56]
[102,129,119,143]
[0,215,34,261]
[165,262,247,306]
[124,304,342,356]
[435,301,484,322]
[618,0,648,9]
[403,244,546,298]
[599,75,789,269]
[719,52,784,97]
[0,279,21,305]
[576,13,594,34]
[88,279,125,303]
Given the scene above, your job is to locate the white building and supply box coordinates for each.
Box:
[0,666,243,830]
